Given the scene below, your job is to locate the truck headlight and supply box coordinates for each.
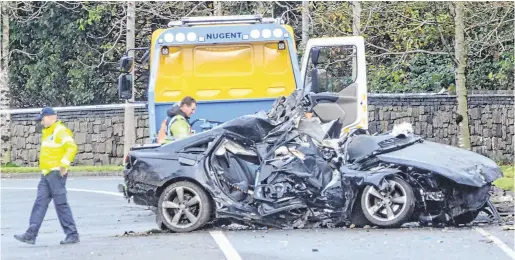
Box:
[176,33,185,42]
[187,32,197,42]
[262,29,272,39]
[250,29,260,39]
[164,33,174,43]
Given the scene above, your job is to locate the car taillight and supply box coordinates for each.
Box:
[125,154,132,169]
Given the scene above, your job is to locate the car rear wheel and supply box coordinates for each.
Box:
[360,176,415,227]
[158,181,212,233]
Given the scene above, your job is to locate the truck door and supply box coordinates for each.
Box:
[300,36,367,132]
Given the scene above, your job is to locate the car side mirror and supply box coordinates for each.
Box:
[118,74,133,100]
[119,56,134,73]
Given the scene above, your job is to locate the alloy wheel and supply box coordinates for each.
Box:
[161,186,202,229]
[364,180,408,222]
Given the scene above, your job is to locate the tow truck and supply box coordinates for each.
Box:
[117,15,368,142]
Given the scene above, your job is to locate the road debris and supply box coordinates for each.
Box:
[117,229,170,237]
[502,225,515,231]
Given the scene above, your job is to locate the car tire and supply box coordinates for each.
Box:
[360,176,415,228]
[451,210,479,226]
[350,190,371,227]
[158,181,212,233]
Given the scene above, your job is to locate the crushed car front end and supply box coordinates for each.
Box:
[342,131,503,226]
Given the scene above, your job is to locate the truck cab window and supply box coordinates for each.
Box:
[304,45,358,94]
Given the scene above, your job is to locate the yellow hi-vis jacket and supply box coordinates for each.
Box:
[39,120,78,175]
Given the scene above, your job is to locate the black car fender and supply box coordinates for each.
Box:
[340,166,402,191]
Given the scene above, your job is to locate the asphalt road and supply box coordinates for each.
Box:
[1,177,514,260]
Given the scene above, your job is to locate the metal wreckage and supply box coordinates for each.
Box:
[119,91,503,232]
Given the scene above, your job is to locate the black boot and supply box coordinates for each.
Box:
[14,233,36,245]
[60,234,80,245]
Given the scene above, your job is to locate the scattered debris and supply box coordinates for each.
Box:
[117,229,170,237]
[490,187,515,222]
[502,225,515,231]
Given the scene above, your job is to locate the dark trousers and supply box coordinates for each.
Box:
[26,170,78,239]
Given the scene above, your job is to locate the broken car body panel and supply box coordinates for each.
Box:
[376,140,503,187]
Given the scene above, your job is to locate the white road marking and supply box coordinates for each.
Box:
[84,178,123,181]
[473,227,515,259]
[209,231,242,260]
[1,187,123,197]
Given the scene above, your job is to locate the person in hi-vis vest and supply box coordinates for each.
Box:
[14,107,80,245]
[158,96,197,144]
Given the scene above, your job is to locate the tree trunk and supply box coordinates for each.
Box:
[1,2,8,70]
[352,1,361,36]
[351,1,361,80]
[214,1,223,16]
[123,1,136,159]
[0,2,11,164]
[301,1,309,50]
[454,2,471,150]
[256,1,265,15]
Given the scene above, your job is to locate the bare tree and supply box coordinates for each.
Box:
[454,2,471,150]
[256,1,265,15]
[214,1,223,16]
[0,2,11,164]
[352,1,361,36]
[123,1,136,159]
[301,1,309,50]
[351,1,361,79]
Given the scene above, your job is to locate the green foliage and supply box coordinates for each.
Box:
[5,1,514,108]
[1,162,20,167]
[9,2,121,107]
[369,55,455,93]
[493,166,514,191]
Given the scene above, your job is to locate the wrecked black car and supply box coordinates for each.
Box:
[119,91,503,232]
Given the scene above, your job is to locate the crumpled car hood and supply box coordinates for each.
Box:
[376,140,503,187]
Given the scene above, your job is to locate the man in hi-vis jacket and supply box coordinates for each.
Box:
[14,107,80,245]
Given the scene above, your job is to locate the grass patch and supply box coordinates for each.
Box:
[493,166,514,191]
[1,165,123,174]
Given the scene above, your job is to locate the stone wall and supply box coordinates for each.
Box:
[8,107,149,167]
[367,94,513,162]
[4,94,514,167]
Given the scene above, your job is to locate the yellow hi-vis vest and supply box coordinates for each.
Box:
[39,120,78,175]
[163,115,191,144]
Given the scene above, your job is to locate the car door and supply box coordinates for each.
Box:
[300,36,368,133]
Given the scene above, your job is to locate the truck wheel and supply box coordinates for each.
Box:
[360,176,415,228]
[158,181,212,233]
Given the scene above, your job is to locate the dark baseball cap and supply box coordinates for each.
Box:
[35,107,56,121]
